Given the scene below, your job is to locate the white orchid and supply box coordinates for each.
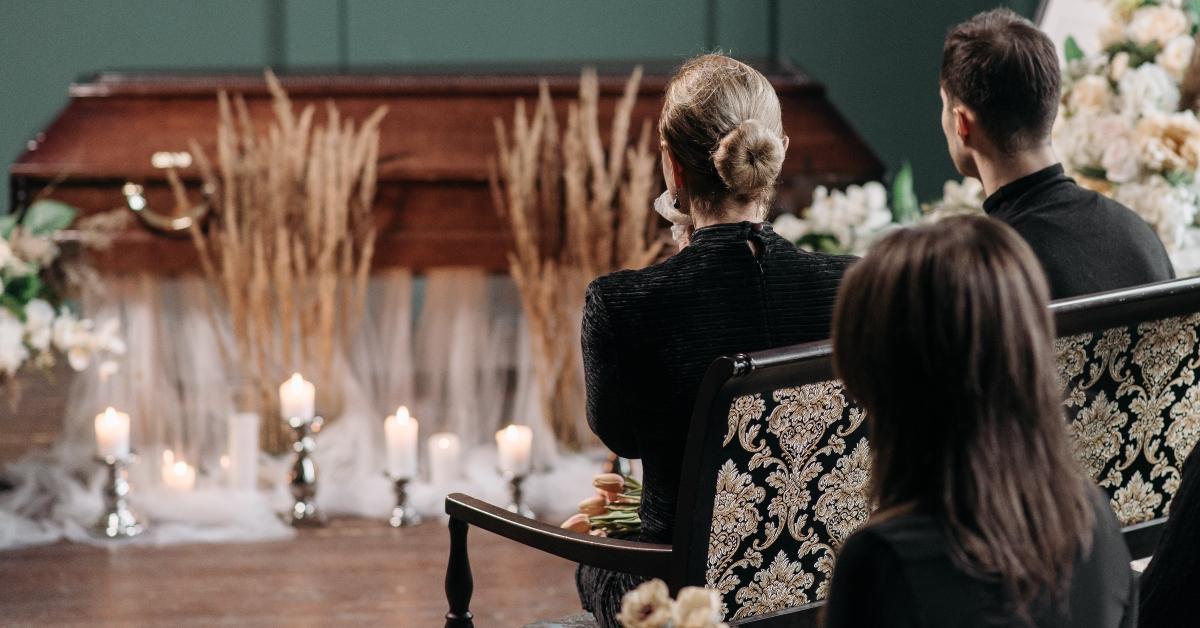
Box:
[0,310,30,378]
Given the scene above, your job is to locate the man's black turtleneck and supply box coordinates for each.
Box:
[983,164,1175,299]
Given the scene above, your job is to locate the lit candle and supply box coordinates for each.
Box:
[427,432,461,485]
[162,456,196,492]
[94,407,131,458]
[227,412,260,491]
[384,406,419,479]
[279,373,315,421]
[496,424,533,477]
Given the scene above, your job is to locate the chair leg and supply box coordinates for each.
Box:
[445,516,474,627]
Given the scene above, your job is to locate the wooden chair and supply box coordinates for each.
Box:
[444,276,1200,627]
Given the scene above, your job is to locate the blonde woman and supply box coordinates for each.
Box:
[577,54,854,627]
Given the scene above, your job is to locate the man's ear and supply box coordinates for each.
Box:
[954,105,975,146]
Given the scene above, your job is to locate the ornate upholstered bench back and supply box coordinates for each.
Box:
[673,279,1200,623]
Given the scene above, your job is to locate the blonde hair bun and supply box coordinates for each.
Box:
[712,119,785,198]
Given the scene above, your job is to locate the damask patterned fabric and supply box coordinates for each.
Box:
[704,313,1200,621]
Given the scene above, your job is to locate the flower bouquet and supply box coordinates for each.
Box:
[0,200,125,385]
[561,473,642,536]
[617,579,727,628]
[1054,0,1200,269]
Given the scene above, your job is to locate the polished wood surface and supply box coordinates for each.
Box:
[10,62,884,274]
[0,518,580,627]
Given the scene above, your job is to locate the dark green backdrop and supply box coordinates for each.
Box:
[0,0,1038,206]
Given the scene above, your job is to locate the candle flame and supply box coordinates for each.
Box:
[220,455,230,469]
[285,372,305,388]
[396,406,411,422]
[437,436,452,449]
[162,449,174,465]
[172,461,189,474]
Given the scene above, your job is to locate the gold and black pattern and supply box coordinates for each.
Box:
[708,382,869,620]
[705,314,1199,621]
[1057,314,1200,525]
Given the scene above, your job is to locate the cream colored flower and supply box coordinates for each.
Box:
[0,309,29,377]
[617,579,674,628]
[1069,75,1112,113]
[1111,51,1132,82]
[1158,36,1196,81]
[672,587,727,628]
[22,298,55,352]
[8,231,58,267]
[1121,63,1180,117]
[1128,5,1191,47]
[1134,111,1200,173]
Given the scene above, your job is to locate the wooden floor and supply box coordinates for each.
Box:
[0,518,581,627]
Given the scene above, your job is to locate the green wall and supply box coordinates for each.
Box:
[1,0,1039,207]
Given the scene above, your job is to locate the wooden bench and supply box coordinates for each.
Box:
[444,276,1200,627]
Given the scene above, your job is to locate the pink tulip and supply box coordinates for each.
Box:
[579,495,607,516]
[560,513,590,533]
[593,473,625,493]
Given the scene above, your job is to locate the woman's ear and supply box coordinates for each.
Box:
[782,134,790,153]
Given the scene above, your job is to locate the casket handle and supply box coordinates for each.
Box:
[122,181,212,235]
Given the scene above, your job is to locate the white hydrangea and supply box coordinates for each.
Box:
[1119,63,1180,118]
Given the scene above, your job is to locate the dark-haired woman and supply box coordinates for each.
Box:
[1138,443,1200,626]
[824,215,1137,627]
[576,53,854,628]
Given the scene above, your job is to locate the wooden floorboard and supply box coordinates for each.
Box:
[0,518,582,627]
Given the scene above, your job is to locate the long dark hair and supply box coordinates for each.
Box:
[832,215,1093,614]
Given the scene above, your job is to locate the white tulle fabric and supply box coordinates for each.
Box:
[0,269,602,549]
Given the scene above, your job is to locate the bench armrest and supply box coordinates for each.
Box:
[445,492,673,578]
[1122,516,1166,560]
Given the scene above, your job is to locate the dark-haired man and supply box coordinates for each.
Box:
[940,8,1174,299]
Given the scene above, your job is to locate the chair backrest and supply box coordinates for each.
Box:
[670,277,1200,623]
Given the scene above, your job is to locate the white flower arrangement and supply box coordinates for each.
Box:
[0,200,124,382]
[617,579,728,628]
[1055,0,1200,267]
[772,163,985,256]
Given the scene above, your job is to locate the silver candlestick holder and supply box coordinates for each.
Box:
[92,454,144,539]
[287,415,325,527]
[386,475,420,527]
[506,474,535,519]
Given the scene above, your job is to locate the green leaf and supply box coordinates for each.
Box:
[4,274,43,308]
[1190,0,1200,18]
[796,233,843,254]
[1166,170,1195,186]
[890,161,920,224]
[1064,36,1084,63]
[0,213,16,239]
[22,199,76,236]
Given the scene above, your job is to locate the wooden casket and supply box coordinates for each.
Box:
[8,61,883,274]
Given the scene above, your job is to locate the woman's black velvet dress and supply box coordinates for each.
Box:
[576,221,853,626]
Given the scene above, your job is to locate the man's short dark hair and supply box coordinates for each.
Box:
[941,8,1060,154]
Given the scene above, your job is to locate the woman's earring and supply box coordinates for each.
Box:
[673,196,680,209]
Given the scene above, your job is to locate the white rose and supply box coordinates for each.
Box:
[1128,5,1191,47]
[1134,111,1200,172]
[1110,52,1132,82]
[1068,75,1113,113]
[617,579,674,628]
[22,298,55,352]
[672,587,727,628]
[1098,18,1128,49]
[1119,63,1180,117]
[1157,36,1196,81]
[0,309,30,377]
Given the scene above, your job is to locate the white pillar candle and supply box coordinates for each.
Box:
[162,458,196,492]
[94,407,131,458]
[427,432,461,485]
[279,373,315,421]
[384,406,419,479]
[496,424,533,477]
[227,412,260,491]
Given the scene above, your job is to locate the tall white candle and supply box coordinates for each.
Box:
[427,432,461,485]
[496,424,533,477]
[162,458,196,492]
[94,407,131,458]
[279,373,315,421]
[227,412,260,491]
[384,406,419,479]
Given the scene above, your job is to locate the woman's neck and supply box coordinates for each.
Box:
[691,203,765,230]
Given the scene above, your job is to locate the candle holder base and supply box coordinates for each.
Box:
[505,474,535,520]
[386,476,420,528]
[287,415,325,528]
[91,454,144,540]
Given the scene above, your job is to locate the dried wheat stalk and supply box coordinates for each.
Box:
[491,67,665,449]
[185,70,385,452]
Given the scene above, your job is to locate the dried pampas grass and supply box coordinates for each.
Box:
[185,70,385,453]
[491,67,664,449]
